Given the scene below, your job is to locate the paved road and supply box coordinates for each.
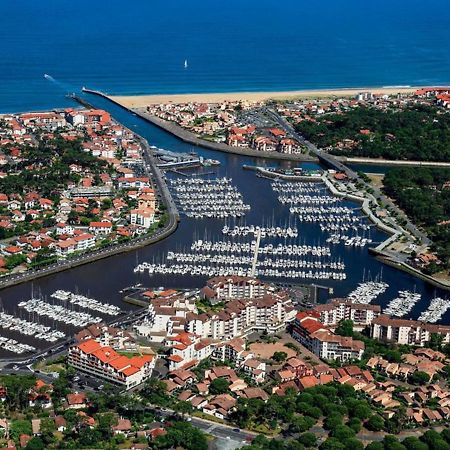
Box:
[153,407,256,443]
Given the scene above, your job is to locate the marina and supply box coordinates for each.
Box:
[0,312,65,342]
[347,280,389,304]
[418,297,450,323]
[0,93,448,356]
[51,290,122,316]
[135,233,346,281]
[222,223,298,239]
[383,290,421,317]
[18,298,103,327]
[272,180,375,247]
[0,337,36,355]
[169,177,250,218]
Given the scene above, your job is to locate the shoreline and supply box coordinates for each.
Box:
[82,88,450,292]
[108,85,422,107]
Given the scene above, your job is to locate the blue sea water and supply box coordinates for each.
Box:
[1,0,450,112]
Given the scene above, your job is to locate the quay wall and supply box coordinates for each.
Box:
[369,251,450,291]
[322,176,399,236]
[324,176,450,292]
[81,88,319,163]
[243,165,323,181]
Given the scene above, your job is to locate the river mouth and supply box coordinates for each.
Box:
[0,93,447,359]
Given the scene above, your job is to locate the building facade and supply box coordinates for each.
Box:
[68,339,154,390]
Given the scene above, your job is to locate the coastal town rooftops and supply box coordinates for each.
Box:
[415,87,450,95]
[314,298,381,311]
[72,339,154,376]
[311,330,365,350]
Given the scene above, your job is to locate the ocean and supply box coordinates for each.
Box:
[1,0,450,113]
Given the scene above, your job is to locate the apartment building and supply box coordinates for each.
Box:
[371,315,450,346]
[186,294,296,340]
[75,323,135,350]
[201,276,273,304]
[165,332,213,370]
[292,312,365,361]
[54,233,96,257]
[133,295,197,341]
[129,207,155,229]
[68,339,154,390]
[315,298,381,331]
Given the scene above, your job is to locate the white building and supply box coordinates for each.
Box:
[56,223,74,236]
[165,332,213,370]
[55,233,96,257]
[129,208,155,229]
[89,221,113,235]
[292,312,365,362]
[68,339,154,390]
[201,276,272,304]
[371,315,450,346]
[315,299,381,331]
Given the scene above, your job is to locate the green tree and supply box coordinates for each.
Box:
[40,418,56,445]
[347,417,362,434]
[335,320,354,337]
[25,437,45,450]
[366,414,384,432]
[10,419,32,442]
[155,421,208,450]
[298,432,317,448]
[427,333,444,350]
[319,437,345,450]
[330,425,355,441]
[174,400,194,416]
[402,436,429,450]
[0,375,35,410]
[289,416,315,433]
[442,429,450,444]
[382,435,407,450]
[342,438,364,450]
[411,371,431,385]
[420,430,450,450]
[209,377,230,395]
[324,414,343,431]
[365,444,385,450]
[351,403,371,421]
[385,350,402,363]
[272,351,288,363]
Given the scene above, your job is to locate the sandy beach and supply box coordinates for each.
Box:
[110,86,420,107]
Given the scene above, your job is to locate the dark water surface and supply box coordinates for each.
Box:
[0,95,447,356]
